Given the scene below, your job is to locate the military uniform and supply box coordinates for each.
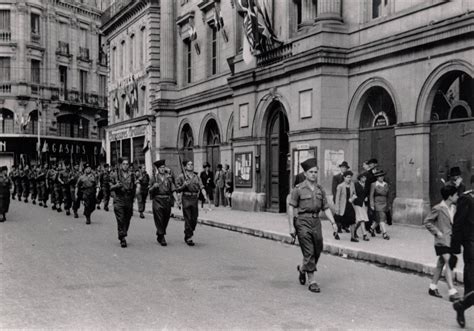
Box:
[47,167,57,209]
[76,170,97,223]
[137,169,150,217]
[59,167,72,214]
[20,168,30,202]
[289,180,330,274]
[176,171,204,244]
[36,166,47,207]
[9,167,17,200]
[13,168,22,200]
[150,161,176,245]
[53,168,64,212]
[99,167,111,211]
[110,168,136,245]
[70,167,82,217]
[0,168,12,221]
[29,167,37,204]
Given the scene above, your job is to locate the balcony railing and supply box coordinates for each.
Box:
[0,83,11,94]
[0,30,11,42]
[57,41,70,56]
[98,51,107,66]
[256,43,293,67]
[31,33,41,43]
[78,47,90,61]
[98,95,108,108]
[101,0,135,25]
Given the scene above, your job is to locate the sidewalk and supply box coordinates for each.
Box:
[139,201,464,283]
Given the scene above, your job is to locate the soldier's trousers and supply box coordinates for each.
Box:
[21,181,29,200]
[96,188,103,204]
[82,190,96,217]
[15,181,22,199]
[152,197,172,236]
[47,182,55,205]
[69,186,76,210]
[30,181,37,201]
[294,216,323,273]
[101,187,110,208]
[12,182,17,198]
[113,198,133,239]
[182,195,199,239]
[62,185,72,210]
[53,184,63,206]
[37,181,46,203]
[73,191,82,212]
[137,189,148,213]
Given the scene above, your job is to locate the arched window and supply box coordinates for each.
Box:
[24,109,39,134]
[359,86,397,128]
[57,114,89,138]
[0,108,14,133]
[179,123,194,162]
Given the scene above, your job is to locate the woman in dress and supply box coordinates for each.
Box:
[369,169,390,240]
[353,172,370,241]
[334,171,358,242]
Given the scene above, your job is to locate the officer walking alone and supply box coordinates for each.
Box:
[149,159,178,246]
[288,158,338,293]
[176,160,208,246]
[110,157,136,248]
[75,164,97,224]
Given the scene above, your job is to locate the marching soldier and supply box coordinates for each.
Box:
[10,165,17,200]
[21,165,30,203]
[14,165,23,201]
[54,163,64,212]
[29,165,37,205]
[288,158,339,293]
[59,163,72,215]
[47,163,57,210]
[137,166,150,219]
[95,165,103,209]
[176,160,208,246]
[110,157,136,248]
[98,164,111,211]
[36,164,47,207]
[149,160,178,246]
[70,163,82,218]
[0,166,12,222]
[76,163,97,224]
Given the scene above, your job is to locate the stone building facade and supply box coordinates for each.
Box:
[0,0,108,167]
[105,0,473,225]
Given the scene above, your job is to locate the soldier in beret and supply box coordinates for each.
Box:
[20,164,30,203]
[110,157,137,248]
[76,163,97,224]
[0,166,12,222]
[176,160,208,246]
[71,163,82,218]
[9,165,17,200]
[288,158,338,293]
[149,159,178,246]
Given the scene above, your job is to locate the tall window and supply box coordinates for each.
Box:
[79,70,87,102]
[0,108,14,134]
[99,75,107,97]
[0,10,11,42]
[129,34,134,72]
[111,46,116,80]
[31,13,40,40]
[80,28,87,47]
[185,40,192,84]
[372,0,390,19]
[0,57,10,81]
[59,66,67,100]
[210,27,218,76]
[120,40,125,77]
[58,115,89,138]
[141,27,146,66]
[31,60,40,84]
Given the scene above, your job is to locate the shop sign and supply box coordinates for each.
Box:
[131,125,146,137]
[41,140,96,155]
[109,129,130,140]
[373,112,389,127]
[235,152,252,187]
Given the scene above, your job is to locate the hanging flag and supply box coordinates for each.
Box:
[100,138,106,156]
[22,113,31,130]
[213,4,228,43]
[142,123,151,152]
[42,141,49,153]
[187,23,200,55]
[113,90,119,119]
[129,76,139,116]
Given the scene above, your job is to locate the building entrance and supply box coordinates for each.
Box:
[203,119,221,172]
[266,104,289,213]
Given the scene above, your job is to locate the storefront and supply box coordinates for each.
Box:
[0,136,103,167]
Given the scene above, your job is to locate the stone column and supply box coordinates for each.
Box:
[316,0,342,23]
[392,124,431,226]
[300,0,317,27]
[160,0,176,84]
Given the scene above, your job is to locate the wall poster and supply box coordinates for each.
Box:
[235,152,252,187]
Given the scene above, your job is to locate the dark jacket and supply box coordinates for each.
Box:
[353,181,366,207]
[331,173,344,203]
[452,191,474,253]
[200,170,215,191]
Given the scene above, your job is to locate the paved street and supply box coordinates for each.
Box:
[1,200,469,329]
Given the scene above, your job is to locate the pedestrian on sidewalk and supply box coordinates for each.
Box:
[332,161,350,233]
[176,160,209,246]
[423,185,460,302]
[288,158,339,293]
[451,179,474,328]
[0,166,12,222]
[334,170,358,242]
[149,159,178,246]
[76,164,97,225]
[369,169,391,240]
[224,164,233,208]
[110,157,136,248]
[214,164,226,207]
[364,158,379,232]
[445,166,466,197]
[353,173,370,241]
[200,162,214,208]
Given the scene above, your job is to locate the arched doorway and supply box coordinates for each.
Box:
[179,123,194,163]
[266,102,289,213]
[203,118,221,172]
[429,71,473,204]
[358,86,397,195]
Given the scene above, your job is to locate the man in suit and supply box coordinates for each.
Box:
[200,163,214,207]
[214,164,226,207]
[332,161,350,233]
[446,166,466,196]
[424,185,460,302]
[451,177,474,328]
